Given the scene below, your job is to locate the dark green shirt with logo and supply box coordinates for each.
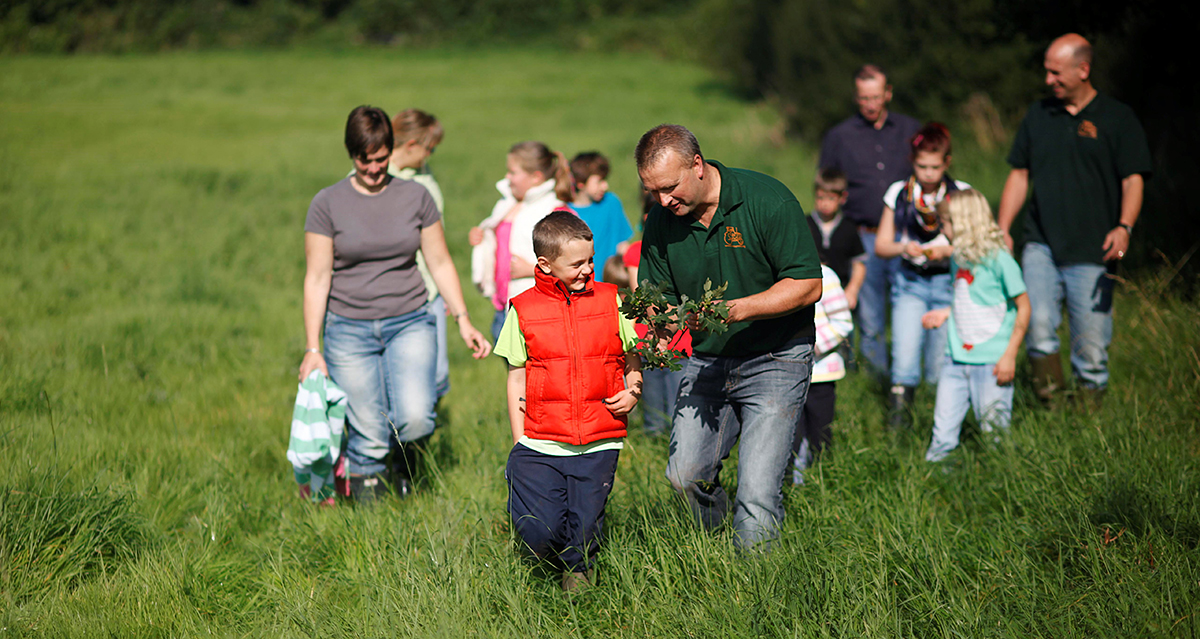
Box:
[639,160,823,357]
[1008,92,1152,266]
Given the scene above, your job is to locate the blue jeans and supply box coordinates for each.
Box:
[890,266,953,387]
[666,338,814,550]
[429,295,450,399]
[1022,242,1114,389]
[323,307,437,476]
[926,361,1014,462]
[491,308,507,344]
[857,228,898,377]
[641,365,686,436]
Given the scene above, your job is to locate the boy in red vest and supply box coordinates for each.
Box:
[493,210,643,592]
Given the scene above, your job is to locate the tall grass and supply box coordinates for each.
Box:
[0,49,1197,637]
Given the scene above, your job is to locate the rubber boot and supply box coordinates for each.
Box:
[1030,354,1066,408]
[887,385,915,430]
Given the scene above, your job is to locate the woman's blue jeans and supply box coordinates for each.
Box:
[890,266,953,387]
[323,307,437,477]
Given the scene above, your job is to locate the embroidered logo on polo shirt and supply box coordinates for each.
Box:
[724,226,746,248]
[1077,120,1098,139]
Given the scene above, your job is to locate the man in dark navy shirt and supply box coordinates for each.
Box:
[819,65,920,379]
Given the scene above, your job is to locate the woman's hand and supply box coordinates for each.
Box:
[458,320,492,359]
[299,351,329,381]
[468,226,484,247]
[904,242,925,258]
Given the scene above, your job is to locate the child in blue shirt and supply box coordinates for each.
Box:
[921,190,1030,462]
[569,152,632,282]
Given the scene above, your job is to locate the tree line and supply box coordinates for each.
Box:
[3,0,1193,290]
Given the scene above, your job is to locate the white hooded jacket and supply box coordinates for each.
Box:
[470,177,562,306]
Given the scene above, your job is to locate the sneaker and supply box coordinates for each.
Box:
[562,569,594,593]
[349,472,390,503]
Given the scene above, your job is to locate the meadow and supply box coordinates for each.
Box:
[1,48,1198,637]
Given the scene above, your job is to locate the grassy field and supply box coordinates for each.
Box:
[1,48,1198,637]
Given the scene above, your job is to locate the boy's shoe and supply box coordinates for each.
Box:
[349,472,391,503]
[562,569,595,593]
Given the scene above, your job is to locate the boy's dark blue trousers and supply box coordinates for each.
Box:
[506,442,619,573]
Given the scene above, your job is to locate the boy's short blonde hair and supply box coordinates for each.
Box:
[532,210,593,260]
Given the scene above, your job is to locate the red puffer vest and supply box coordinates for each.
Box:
[511,268,628,445]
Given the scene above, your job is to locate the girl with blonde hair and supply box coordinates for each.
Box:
[921,189,1030,462]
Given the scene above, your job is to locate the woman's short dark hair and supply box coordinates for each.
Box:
[345,106,393,160]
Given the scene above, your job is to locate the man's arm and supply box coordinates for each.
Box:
[996,168,1029,251]
[506,365,526,444]
[1101,174,1144,262]
[724,277,822,324]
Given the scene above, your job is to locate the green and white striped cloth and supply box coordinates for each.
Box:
[287,370,347,503]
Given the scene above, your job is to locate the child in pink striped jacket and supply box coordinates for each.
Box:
[791,263,855,484]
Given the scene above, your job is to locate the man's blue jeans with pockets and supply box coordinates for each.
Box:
[665,337,814,550]
[323,306,438,477]
[1022,242,1114,389]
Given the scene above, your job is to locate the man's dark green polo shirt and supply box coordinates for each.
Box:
[639,160,823,357]
[1008,92,1152,265]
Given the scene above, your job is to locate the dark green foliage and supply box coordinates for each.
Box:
[620,279,728,370]
[0,0,691,52]
[698,0,1037,139]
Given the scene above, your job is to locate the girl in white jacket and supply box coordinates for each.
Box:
[470,141,573,340]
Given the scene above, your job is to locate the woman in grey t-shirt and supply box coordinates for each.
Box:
[299,106,491,502]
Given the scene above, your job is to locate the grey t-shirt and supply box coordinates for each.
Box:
[305,177,441,320]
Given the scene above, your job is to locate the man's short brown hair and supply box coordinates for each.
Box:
[345,105,393,159]
[533,209,594,260]
[814,167,848,194]
[570,151,610,185]
[635,124,702,172]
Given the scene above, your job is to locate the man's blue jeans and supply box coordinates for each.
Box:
[857,228,899,377]
[890,266,953,387]
[1022,242,1114,389]
[925,361,1013,462]
[323,307,438,477]
[665,338,814,550]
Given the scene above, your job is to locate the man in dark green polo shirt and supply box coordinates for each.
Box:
[997,33,1152,407]
[636,124,823,549]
